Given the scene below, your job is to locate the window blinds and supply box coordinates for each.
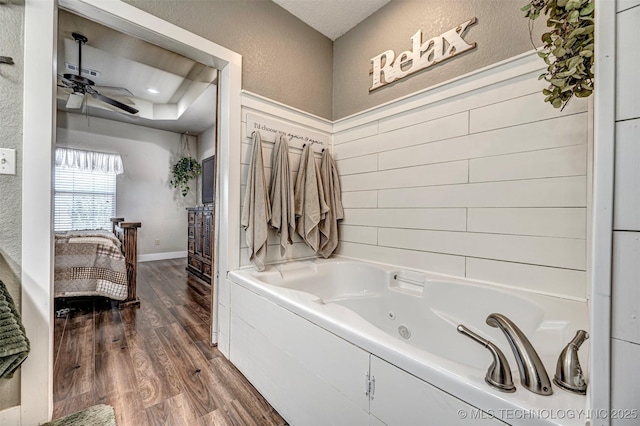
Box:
[54,165,117,232]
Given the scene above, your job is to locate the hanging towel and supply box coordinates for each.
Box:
[294,144,329,252]
[319,150,344,258]
[0,280,30,379]
[269,134,295,254]
[241,131,271,271]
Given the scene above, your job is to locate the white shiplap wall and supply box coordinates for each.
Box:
[239,93,332,268]
[333,59,590,300]
[611,3,640,423]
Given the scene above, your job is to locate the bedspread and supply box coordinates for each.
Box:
[54,230,128,301]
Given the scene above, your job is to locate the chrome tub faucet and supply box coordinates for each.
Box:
[486,313,553,396]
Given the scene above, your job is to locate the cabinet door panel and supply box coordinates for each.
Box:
[188,256,202,271]
[370,356,505,425]
[195,213,203,255]
[230,284,370,419]
[203,212,213,259]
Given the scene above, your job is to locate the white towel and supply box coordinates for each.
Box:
[294,144,329,252]
[319,150,344,258]
[241,131,271,271]
[269,134,295,254]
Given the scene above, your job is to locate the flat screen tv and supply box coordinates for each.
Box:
[201,155,215,204]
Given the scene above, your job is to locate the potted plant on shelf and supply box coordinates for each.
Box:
[170,156,202,197]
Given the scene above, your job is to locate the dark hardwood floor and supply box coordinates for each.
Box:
[53,258,286,426]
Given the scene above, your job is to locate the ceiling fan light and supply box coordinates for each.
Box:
[66,92,85,109]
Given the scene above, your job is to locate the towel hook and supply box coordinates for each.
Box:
[0,56,14,65]
[302,140,322,148]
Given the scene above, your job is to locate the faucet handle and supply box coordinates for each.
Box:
[457,324,516,393]
[554,330,589,394]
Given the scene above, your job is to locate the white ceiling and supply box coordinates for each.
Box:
[273,0,390,40]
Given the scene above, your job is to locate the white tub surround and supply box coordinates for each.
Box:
[228,259,589,426]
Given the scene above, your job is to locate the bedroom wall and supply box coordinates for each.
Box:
[56,112,197,261]
[0,0,24,412]
[123,0,334,120]
[333,0,546,119]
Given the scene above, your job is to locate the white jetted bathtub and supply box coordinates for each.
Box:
[228,258,589,426]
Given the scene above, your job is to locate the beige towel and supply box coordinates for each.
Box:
[269,134,295,254]
[319,150,344,258]
[241,131,271,271]
[294,144,329,252]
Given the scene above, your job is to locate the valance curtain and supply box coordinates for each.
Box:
[55,147,124,175]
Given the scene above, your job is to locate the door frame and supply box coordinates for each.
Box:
[21,0,242,423]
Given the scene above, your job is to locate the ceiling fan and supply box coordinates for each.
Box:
[58,32,139,115]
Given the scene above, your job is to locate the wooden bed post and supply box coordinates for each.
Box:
[111,217,125,235]
[111,218,142,308]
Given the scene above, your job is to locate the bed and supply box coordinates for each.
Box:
[54,218,142,308]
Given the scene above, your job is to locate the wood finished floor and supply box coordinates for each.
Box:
[53,258,286,426]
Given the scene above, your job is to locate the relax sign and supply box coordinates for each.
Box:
[370,18,477,91]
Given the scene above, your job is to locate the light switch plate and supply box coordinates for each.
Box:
[0,148,16,175]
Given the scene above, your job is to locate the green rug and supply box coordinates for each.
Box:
[43,405,116,426]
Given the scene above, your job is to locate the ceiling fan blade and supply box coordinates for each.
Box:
[94,85,135,97]
[87,87,139,115]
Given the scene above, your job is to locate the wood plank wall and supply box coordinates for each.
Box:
[333,70,590,300]
[611,1,640,417]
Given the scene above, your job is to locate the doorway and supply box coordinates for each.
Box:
[22,1,242,423]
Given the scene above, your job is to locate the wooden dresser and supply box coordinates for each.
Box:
[186,206,213,284]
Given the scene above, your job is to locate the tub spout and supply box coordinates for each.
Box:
[486,313,553,396]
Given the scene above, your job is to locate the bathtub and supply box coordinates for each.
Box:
[228,258,589,426]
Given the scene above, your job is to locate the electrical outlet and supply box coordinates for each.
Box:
[0,148,16,175]
[155,239,160,245]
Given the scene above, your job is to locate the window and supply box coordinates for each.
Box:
[54,167,117,231]
[54,147,123,232]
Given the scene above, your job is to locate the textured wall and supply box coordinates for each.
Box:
[333,0,546,119]
[0,0,24,411]
[124,0,334,120]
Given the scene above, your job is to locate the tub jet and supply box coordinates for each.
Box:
[398,325,411,339]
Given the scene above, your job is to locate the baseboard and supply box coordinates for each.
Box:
[138,251,187,262]
[0,405,21,426]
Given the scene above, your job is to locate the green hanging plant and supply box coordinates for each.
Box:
[170,156,202,197]
[522,0,594,109]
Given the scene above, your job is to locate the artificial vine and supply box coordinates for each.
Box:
[170,157,202,197]
[522,0,594,109]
